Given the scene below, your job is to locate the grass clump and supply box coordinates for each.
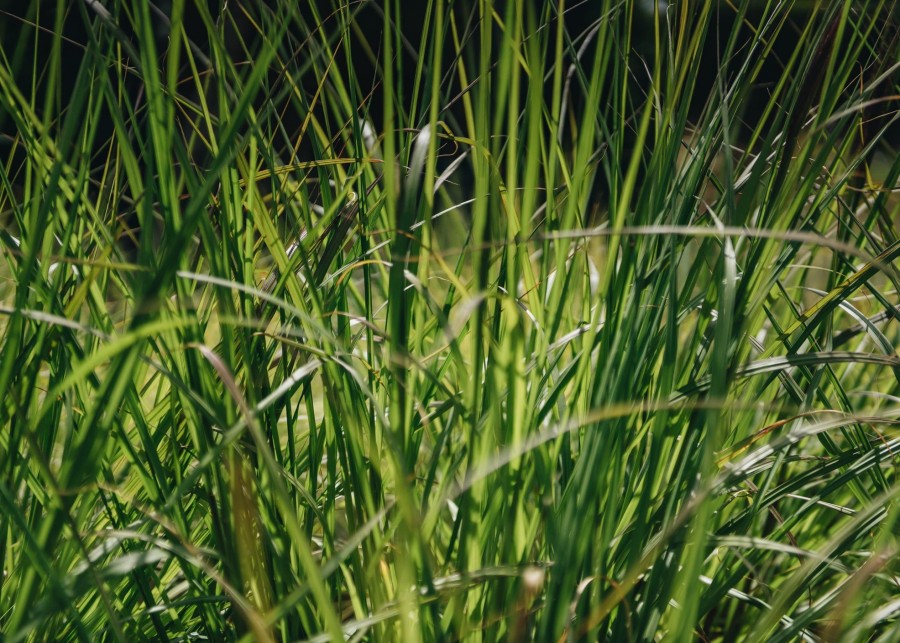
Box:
[0,0,898,640]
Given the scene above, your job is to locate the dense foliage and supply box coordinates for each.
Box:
[1,1,898,640]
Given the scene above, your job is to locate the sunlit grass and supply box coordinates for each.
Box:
[0,1,898,641]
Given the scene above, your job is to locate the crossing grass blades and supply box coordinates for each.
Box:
[0,1,898,640]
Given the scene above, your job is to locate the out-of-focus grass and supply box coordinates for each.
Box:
[0,1,898,641]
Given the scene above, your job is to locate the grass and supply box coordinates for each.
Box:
[0,0,898,640]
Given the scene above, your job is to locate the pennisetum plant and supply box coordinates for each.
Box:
[0,1,897,641]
